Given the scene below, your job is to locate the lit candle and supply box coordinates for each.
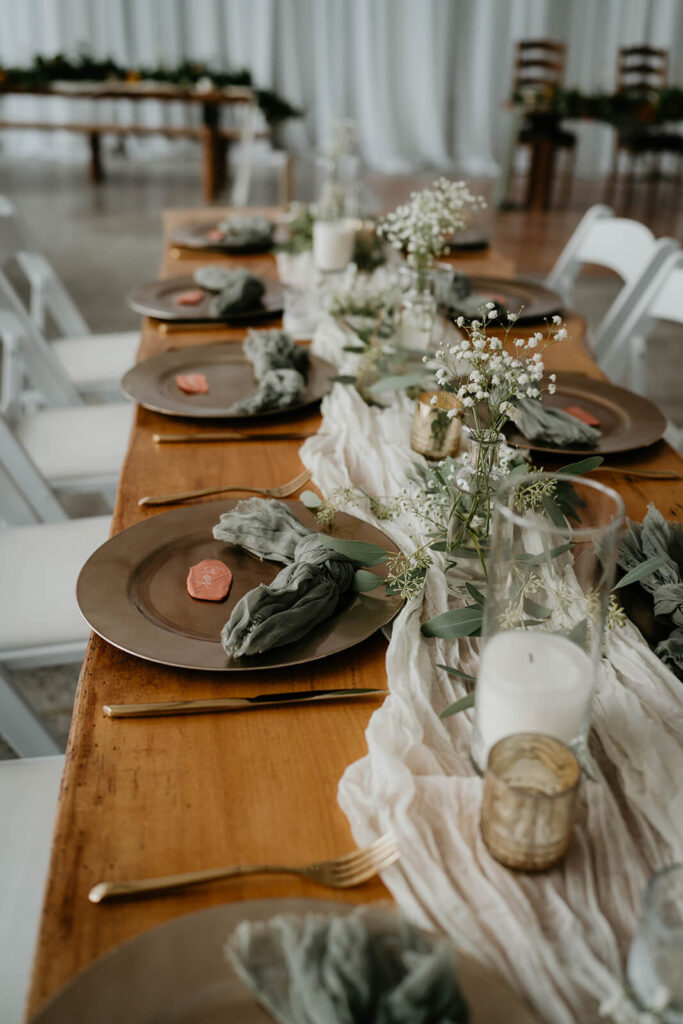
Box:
[475,630,594,767]
[313,219,356,272]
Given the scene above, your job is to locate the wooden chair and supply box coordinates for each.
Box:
[606,46,683,211]
[512,40,577,208]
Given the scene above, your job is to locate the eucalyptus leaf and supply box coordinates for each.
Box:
[332,374,358,385]
[613,554,669,591]
[449,546,482,560]
[299,490,323,509]
[542,494,567,529]
[516,543,572,565]
[557,456,604,476]
[523,597,553,620]
[465,583,485,605]
[437,663,476,683]
[368,372,429,394]
[317,534,389,566]
[430,540,449,552]
[440,692,475,718]
[566,618,588,646]
[353,569,385,592]
[421,605,483,639]
[342,345,367,354]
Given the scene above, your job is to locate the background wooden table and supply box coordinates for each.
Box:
[26,208,683,1018]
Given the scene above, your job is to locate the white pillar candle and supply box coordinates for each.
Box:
[312,219,356,272]
[397,306,435,351]
[475,630,594,765]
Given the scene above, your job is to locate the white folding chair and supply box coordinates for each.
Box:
[0,194,139,400]
[0,754,64,1023]
[545,204,679,356]
[0,461,110,756]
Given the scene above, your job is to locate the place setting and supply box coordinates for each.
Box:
[170,213,277,255]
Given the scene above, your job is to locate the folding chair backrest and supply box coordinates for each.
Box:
[0,194,89,337]
[0,413,66,525]
[648,254,683,325]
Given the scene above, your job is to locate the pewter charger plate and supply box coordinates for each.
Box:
[127,274,283,324]
[30,900,539,1024]
[171,220,275,254]
[121,344,335,419]
[77,501,402,672]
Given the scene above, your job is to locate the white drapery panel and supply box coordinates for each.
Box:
[1,0,682,176]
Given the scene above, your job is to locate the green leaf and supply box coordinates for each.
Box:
[557,456,604,476]
[300,489,323,509]
[429,540,449,552]
[465,582,486,605]
[439,692,475,718]
[368,372,429,394]
[523,597,553,620]
[332,374,358,385]
[342,345,367,354]
[516,543,572,565]
[449,546,482,560]
[317,535,389,567]
[353,569,385,592]
[437,663,476,682]
[566,619,588,646]
[541,494,567,529]
[421,605,483,639]
[613,554,668,590]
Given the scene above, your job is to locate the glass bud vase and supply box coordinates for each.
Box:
[396,264,437,352]
[446,429,505,561]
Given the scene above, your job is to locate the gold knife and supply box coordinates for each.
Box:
[104,688,389,718]
[153,431,315,444]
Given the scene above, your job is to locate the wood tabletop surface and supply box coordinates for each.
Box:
[26,208,683,1018]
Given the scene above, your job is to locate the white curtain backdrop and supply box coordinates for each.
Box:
[0,0,682,177]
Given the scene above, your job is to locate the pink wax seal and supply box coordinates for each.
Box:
[206,228,224,241]
[187,559,233,601]
[175,373,209,394]
[174,289,205,306]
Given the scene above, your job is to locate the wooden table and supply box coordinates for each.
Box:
[0,85,261,200]
[26,209,683,1018]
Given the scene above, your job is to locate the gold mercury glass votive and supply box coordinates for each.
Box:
[410,390,463,460]
[480,733,581,871]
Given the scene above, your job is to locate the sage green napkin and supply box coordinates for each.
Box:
[433,269,508,322]
[228,330,309,414]
[510,398,601,448]
[192,265,265,315]
[618,503,683,679]
[212,499,355,658]
[216,214,274,248]
[225,905,470,1024]
[193,264,238,292]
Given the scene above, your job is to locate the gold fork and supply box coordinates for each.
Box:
[138,467,312,507]
[88,832,399,903]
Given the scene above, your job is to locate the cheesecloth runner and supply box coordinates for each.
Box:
[299,317,683,1024]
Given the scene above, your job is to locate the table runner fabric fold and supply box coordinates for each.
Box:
[300,325,683,1024]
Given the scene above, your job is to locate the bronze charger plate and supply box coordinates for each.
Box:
[121,343,335,419]
[127,274,283,324]
[505,372,667,456]
[30,899,539,1024]
[77,500,402,672]
[441,275,562,324]
[171,220,275,254]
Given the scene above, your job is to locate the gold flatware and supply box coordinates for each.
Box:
[103,687,389,718]
[138,467,312,507]
[593,466,681,480]
[88,832,399,903]
[152,431,315,444]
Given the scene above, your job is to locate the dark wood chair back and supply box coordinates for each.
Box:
[513,39,566,93]
[617,45,668,94]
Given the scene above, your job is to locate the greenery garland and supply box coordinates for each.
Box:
[0,53,302,124]
[513,85,683,132]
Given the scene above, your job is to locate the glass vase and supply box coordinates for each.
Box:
[446,429,505,562]
[396,264,437,352]
[470,472,625,774]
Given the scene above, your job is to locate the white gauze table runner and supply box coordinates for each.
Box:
[301,317,683,1024]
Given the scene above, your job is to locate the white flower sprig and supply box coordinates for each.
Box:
[378,178,486,272]
[430,309,564,438]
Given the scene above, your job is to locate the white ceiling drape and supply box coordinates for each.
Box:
[0,0,682,176]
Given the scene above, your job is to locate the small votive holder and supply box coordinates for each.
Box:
[410,391,462,460]
[480,733,580,871]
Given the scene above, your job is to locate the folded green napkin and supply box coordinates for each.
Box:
[227,329,309,414]
[433,269,508,322]
[510,398,601,448]
[212,499,355,658]
[618,503,683,679]
[193,264,238,292]
[193,265,265,315]
[226,905,470,1024]
[217,214,274,247]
